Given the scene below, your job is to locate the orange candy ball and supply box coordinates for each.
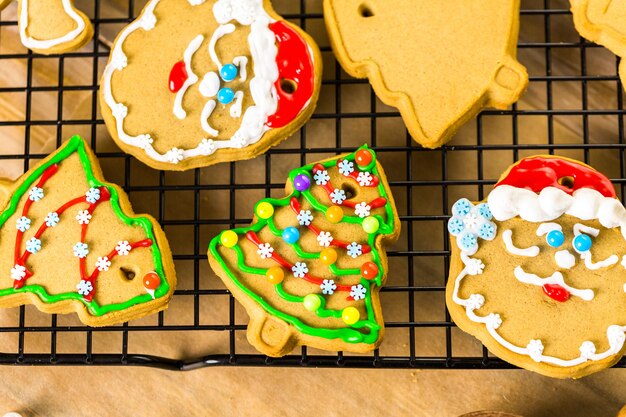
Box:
[360,262,379,280]
[326,205,344,223]
[266,267,285,284]
[320,248,338,265]
[143,272,161,290]
[355,149,373,167]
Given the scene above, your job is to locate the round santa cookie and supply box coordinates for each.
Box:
[446,155,626,378]
[0,0,93,55]
[100,0,322,171]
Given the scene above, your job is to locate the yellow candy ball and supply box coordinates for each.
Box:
[220,230,238,248]
[256,202,274,219]
[342,307,360,325]
[326,205,344,223]
[266,267,285,284]
[320,248,338,265]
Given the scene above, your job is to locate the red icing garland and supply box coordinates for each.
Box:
[336,159,379,187]
[495,156,616,198]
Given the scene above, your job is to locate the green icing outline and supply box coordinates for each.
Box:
[208,145,396,344]
[0,135,170,316]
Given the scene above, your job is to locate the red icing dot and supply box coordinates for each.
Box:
[143,272,161,290]
[360,262,379,280]
[542,284,570,302]
[355,149,373,167]
[168,61,188,93]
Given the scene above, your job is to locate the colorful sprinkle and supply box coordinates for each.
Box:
[221,230,239,248]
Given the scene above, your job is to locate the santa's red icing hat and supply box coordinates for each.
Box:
[487,156,626,237]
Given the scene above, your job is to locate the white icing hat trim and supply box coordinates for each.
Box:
[488,185,626,239]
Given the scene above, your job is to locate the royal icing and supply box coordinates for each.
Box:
[19,0,86,50]
[209,146,397,344]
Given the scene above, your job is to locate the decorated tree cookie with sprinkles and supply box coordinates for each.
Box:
[208,145,400,356]
[446,155,626,378]
[0,136,176,326]
[100,0,322,171]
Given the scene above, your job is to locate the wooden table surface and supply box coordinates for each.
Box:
[0,0,625,415]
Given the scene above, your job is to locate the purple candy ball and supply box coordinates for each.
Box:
[294,174,311,191]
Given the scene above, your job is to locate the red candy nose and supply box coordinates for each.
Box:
[542,284,570,302]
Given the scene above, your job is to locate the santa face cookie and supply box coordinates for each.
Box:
[0,0,93,55]
[323,0,528,149]
[0,136,176,326]
[100,0,322,171]
[208,146,400,357]
[446,156,626,378]
[570,0,626,91]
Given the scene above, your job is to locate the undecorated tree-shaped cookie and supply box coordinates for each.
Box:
[0,136,176,326]
[446,156,626,378]
[323,0,528,148]
[100,0,322,170]
[570,0,626,90]
[209,146,400,356]
[0,0,93,54]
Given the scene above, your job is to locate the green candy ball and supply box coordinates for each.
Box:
[303,294,322,311]
[362,216,380,234]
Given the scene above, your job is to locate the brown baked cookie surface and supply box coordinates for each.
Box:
[100,0,322,171]
[446,155,626,378]
[323,0,528,148]
[0,136,176,326]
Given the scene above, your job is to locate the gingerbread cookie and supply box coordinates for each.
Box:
[323,0,528,149]
[0,0,93,55]
[0,136,176,326]
[446,155,626,378]
[208,146,400,356]
[570,0,626,90]
[100,0,322,171]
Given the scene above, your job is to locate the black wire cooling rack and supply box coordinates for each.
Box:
[0,0,624,370]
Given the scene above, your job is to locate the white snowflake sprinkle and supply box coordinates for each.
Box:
[579,341,596,360]
[256,243,274,259]
[73,242,89,258]
[350,284,367,300]
[76,210,92,225]
[10,264,26,281]
[316,231,333,247]
[356,171,373,187]
[199,138,216,155]
[137,134,153,150]
[25,237,41,254]
[314,170,330,185]
[16,216,31,232]
[527,339,544,362]
[45,212,60,227]
[486,313,502,329]
[320,279,337,295]
[111,51,128,71]
[95,256,112,272]
[354,202,371,218]
[297,210,313,226]
[85,188,101,204]
[166,148,184,164]
[139,11,157,30]
[112,102,128,119]
[115,240,132,256]
[467,293,485,310]
[29,187,44,202]
[232,132,248,148]
[76,280,93,296]
[464,258,485,276]
[346,242,363,258]
[338,160,354,176]
[330,189,346,204]
[291,262,308,278]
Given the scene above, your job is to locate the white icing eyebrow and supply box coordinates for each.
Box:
[502,229,540,257]
[536,222,562,236]
[574,223,599,237]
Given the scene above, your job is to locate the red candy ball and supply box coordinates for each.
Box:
[360,262,379,280]
[355,149,373,167]
[143,272,161,290]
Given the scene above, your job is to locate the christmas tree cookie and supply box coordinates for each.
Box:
[0,0,93,55]
[446,156,626,378]
[0,136,176,326]
[100,0,322,171]
[208,146,400,356]
[570,0,626,90]
[323,0,528,148]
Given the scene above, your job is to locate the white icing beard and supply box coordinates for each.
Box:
[101,0,292,165]
[452,186,626,368]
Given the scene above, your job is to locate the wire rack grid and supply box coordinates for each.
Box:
[0,0,624,370]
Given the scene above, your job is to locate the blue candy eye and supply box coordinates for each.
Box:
[220,63,238,82]
[217,87,235,105]
[573,234,592,253]
[546,230,564,248]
